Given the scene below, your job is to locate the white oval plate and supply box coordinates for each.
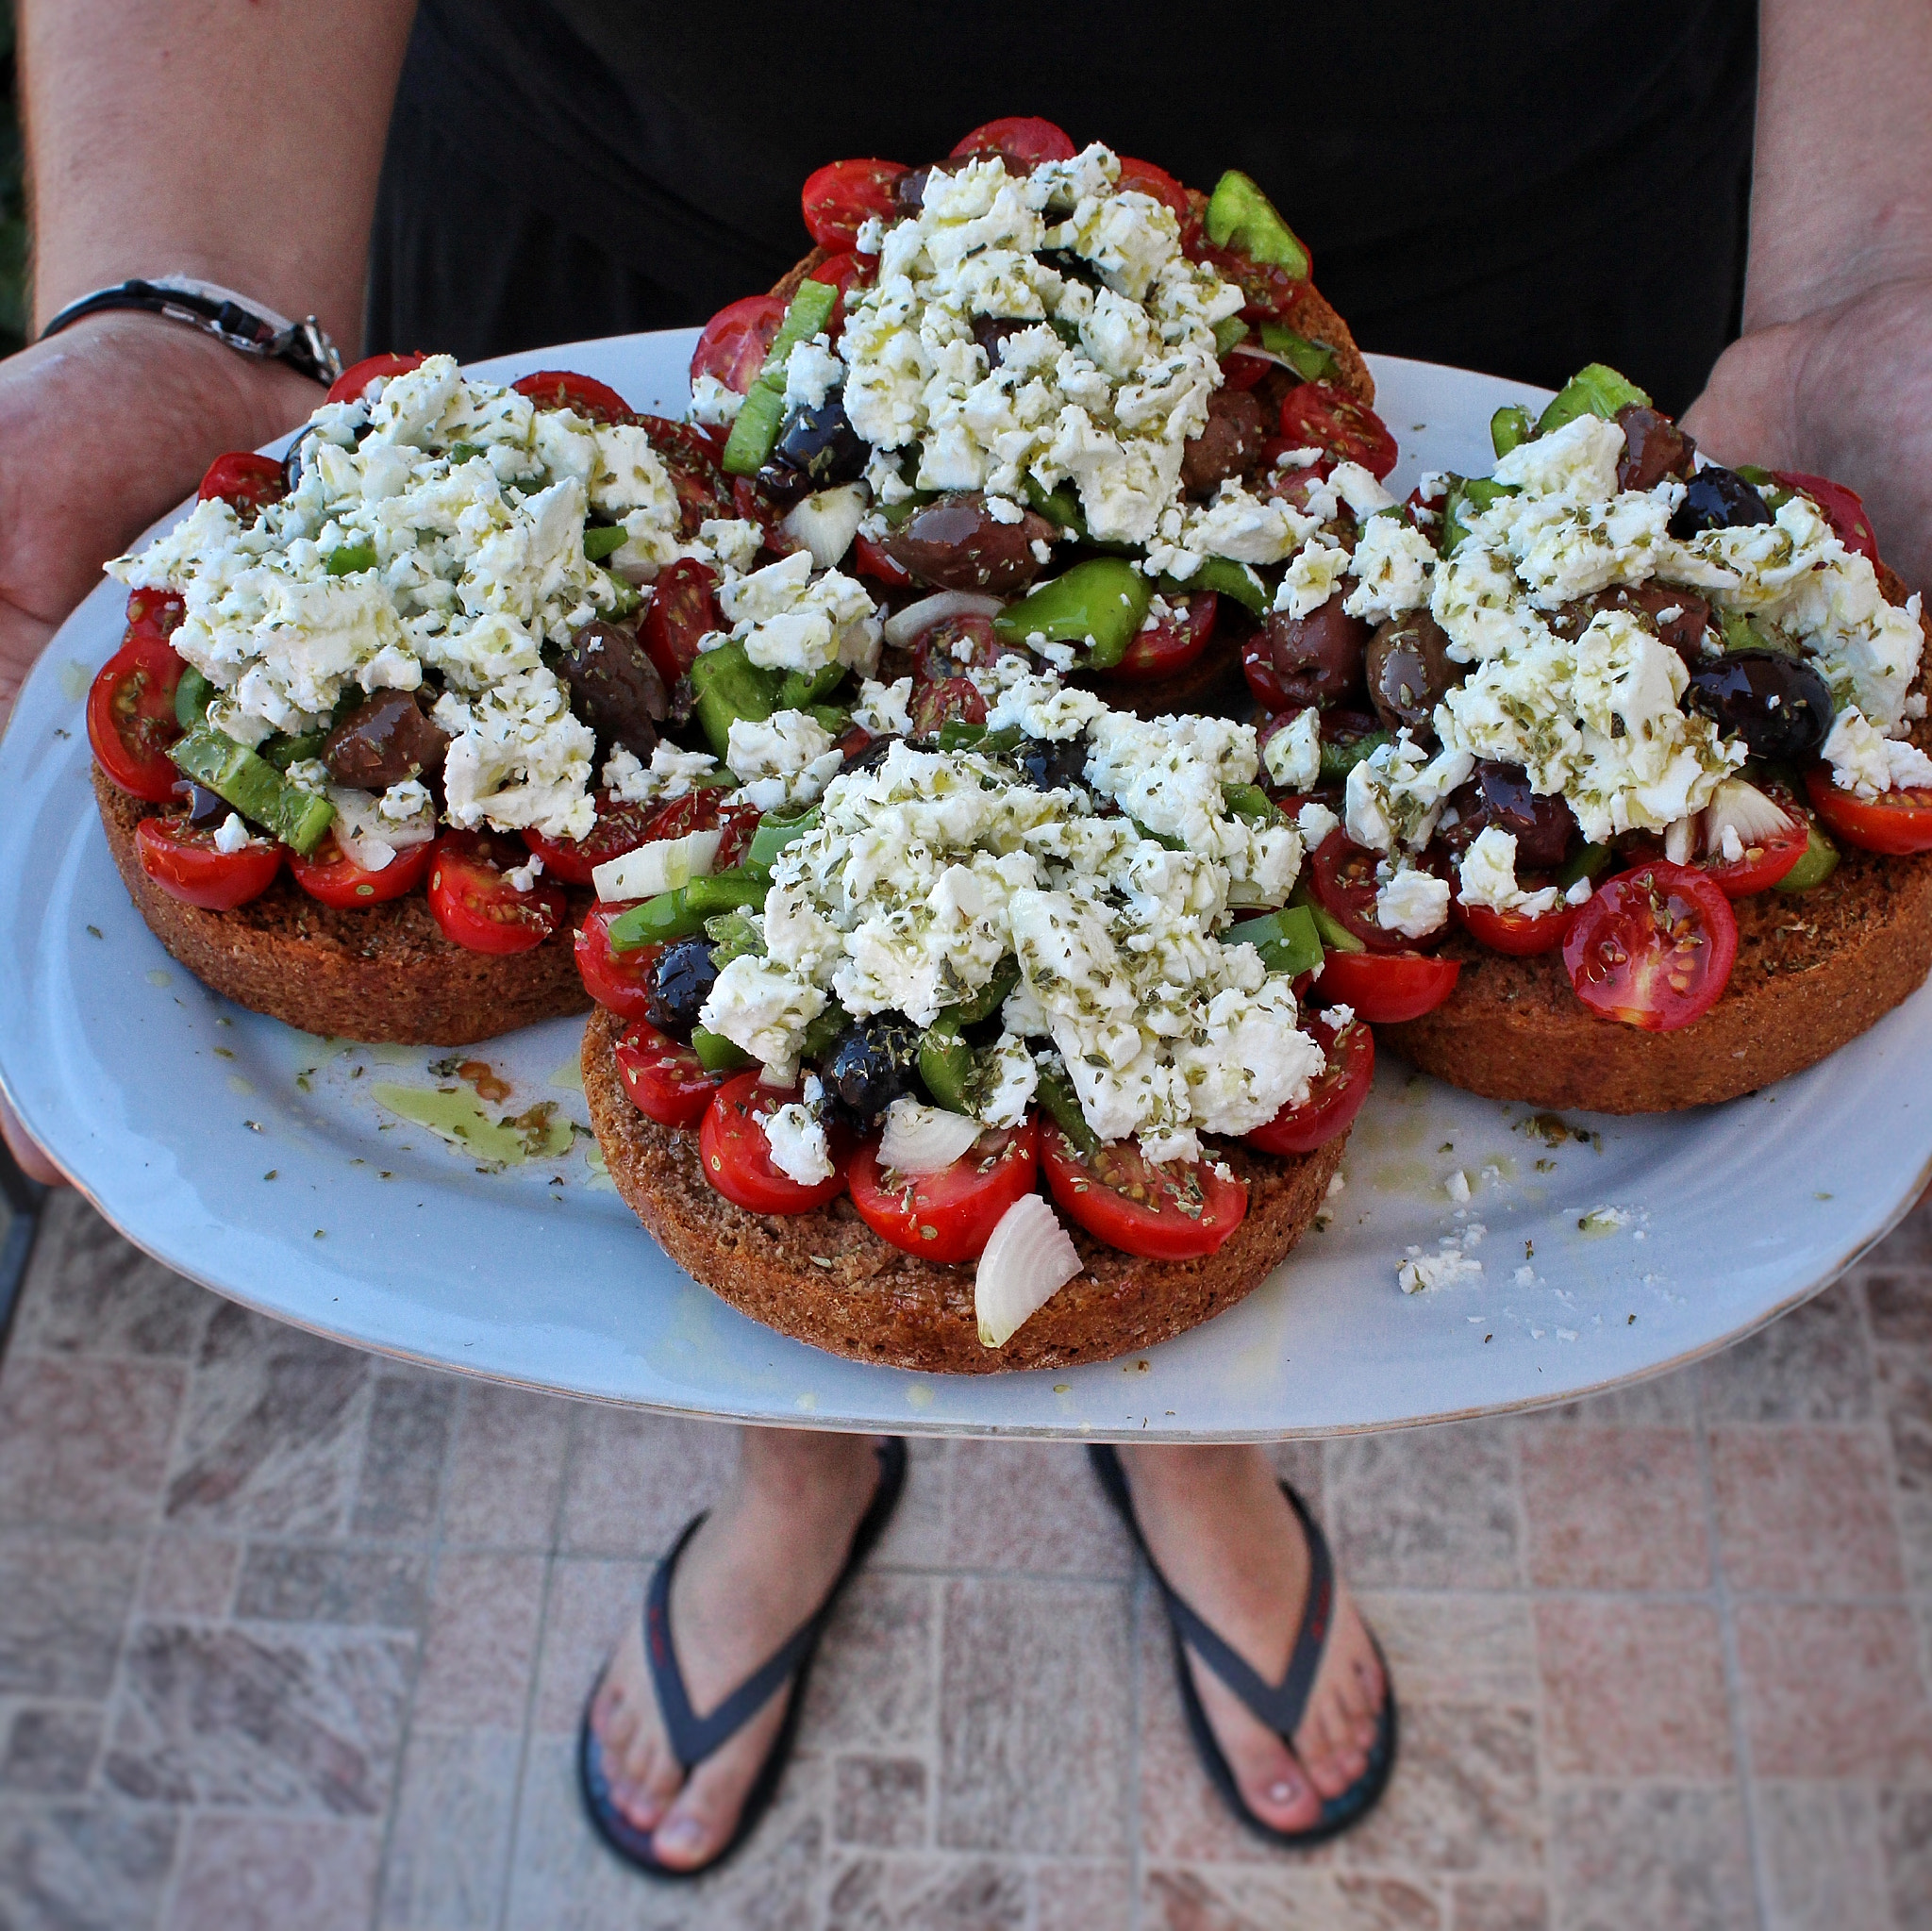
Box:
[3,338,1928,1440]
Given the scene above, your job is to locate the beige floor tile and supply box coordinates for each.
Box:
[164,1814,380,1931]
[824,1852,1028,1929]
[441,1384,573,1549]
[0,1801,178,1930]
[140,1534,242,1619]
[829,1753,925,1849]
[1754,1781,1892,1931]
[938,1440,1134,1576]
[0,1705,102,1795]
[0,1526,143,1699]
[1142,1864,1446,1930]
[529,1556,645,1740]
[0,1356,186,1528]
[798,1571,936,1755]
[1877,1788,1932,1931]
[9,1193,211,1361]
[1545,1785,1753,1931]
[1709,1424,1906,1596]
[377,1725,523,1929]
[1354,1592,1537,1707]
[1324,1422,1521,1591]
[1518,1426,1708,1591]
[1449,1878,1548,1931]
[558,1411,736,1557]
[415,1550,547,1730]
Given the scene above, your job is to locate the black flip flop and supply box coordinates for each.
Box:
[1089,1442,1397,1849]
[578,1435,907,1880]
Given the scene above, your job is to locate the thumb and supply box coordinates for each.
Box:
[1681,321,1808,469]
[2,1091,64,1188]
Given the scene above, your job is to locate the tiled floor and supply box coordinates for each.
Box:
[0,1191,1928,1930]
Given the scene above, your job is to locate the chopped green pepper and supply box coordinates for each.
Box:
[582,524,627,562]
[685,868,767,917]
[993,558,1151,669]
[174,667,215,730]
[774,661,847,711]
[691,1026,753,1074]
[1318,727,1391,786]
[951,957,1020,1027]
[1033,1059,1099,1154]
[1719,609,1790,657]
[1222,783,1284,826]
[1536,363,1650,437]
[721,279,840,476]
[688,641,781,759]
[1212,315,1251,358]
[325,542,377,576]
[1257,321,1337,383]
[168,722,336,854]
[259,730,327,773]
[599,566,641,618]
[1556,841,1613,891]
[797,997,852,1064]
[704,909,767,964]
[1024,476,1086,535]
[1204,171,1310,279]
[1157,556,1269,619]
[1440,476,1521,559]
[607,889,708,951]
[745,808,819,874]
[1772,818,1840,892]
[917,1014,975,1115]
[1303,898,1366,955]
[1224,905,1324,978]
[1490,405,1535,459]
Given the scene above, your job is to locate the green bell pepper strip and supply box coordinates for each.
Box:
[599,566,641,618]
[1224,904,1324,979]
[993,558,1151,669]
[951,957,1020,1028]
[324,542,377,576]
[174,667,215,730]
[168,722,335,854]
[1719,609,1792,657]
[1318,728,1391,787]
[684,869,767,918]
[1223,783,1285,826]
[688,641,782,760]
[1024,475,1086,536]
[797,997,852,1065]
[1772,818,1840,892]
[1490,405,1535,459]
[259,730,327,773]
[1440,476,1521,559]
[582,524,627,562]
[1257,321,1337,383]
[1160,557,1270,617]
[721,279,840,477]
[1033,1059,1100,1155]
[1535,363,1651,437]
[606,890,708,952]
[691,1026,754,1074]
[745,808,819,874]
[1212,315,1251,358]
[1204,171,1310,279]
[1555,841,1613,891]
[774,661,847,711]
[1731,463,1794,510]
[1303,898,1366,956]
[917,1015,976,1115]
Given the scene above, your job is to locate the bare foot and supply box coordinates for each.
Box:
[1117,1443,1387,1837]
[589,1428,884,1870]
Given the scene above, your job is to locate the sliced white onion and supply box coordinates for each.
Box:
[591,827,724,903]
[1699,778,1794,857]
[879,1098,980,1176]
[324,785,436,873]
[1663,815,1695,864]
[975,1193,1082,1350]
[882,591,1006,650]
[779,484,868,571]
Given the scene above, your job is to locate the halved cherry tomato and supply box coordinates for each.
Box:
[1562,859,1737,1031]
[806,249,878,339]
[700,1072,850,1213]
[1278,383,1397,481]
[640,558,721,684]
[911,613,1002,679]
[523,794,664,888]
[197,452,287,518]
[1774,471,1879,564]
[512,369,633,424]
[1219,348,1273,392]
[1454,891,1574,957]
[616,1020,720,1129]
[1115,157,1191,224]
[576,915,659,1022]
[851,532,914,588]
[1314,949,1461,1024]
[1109,593,1217,683]
[1191,240,1307,323]
[1699,781,1809,895]
[124,587,186,645]
[87,636,186,802]
[1259,448,1338,513]
[1805,765,1932,856]
[691,296,787,396]
[1040,1118,1247,1260]
[633,789,762,869]
[425,831,565,956]
[289,833,433,909]
[135,815,280,910]
[848,1118,1039,1264]
[950,116,1076,167]
[800,159,907,251]
[1310,831,1414,954]
[910,676,987,739]
[1244,1017,1374,1157]
[326,352,425,407]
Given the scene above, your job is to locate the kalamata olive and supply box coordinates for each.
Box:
[1037,247,1105,290]
[558,620,668,759]
[1684,648,1835,761]
[645,939,717,1039]
[1668,466,1773,538]
[842,732,900,774]
[180,782,228,827]
[753,461,815,509]
[1180,389,1265,496]
[883,491,1057,593]
[322,690,450,791]
[820,1013,922,1132]
[1263,598,1372,709]
[1471,762,1577,870]
[1614,404,1695,492]
[773,392,869,487]
[1015,735,1090,792]
[1553,583,1713,662]
[1364,612,1460,738]
[894,167,931,214]
[972,317,1033,367]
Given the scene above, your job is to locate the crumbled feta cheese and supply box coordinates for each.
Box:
[1296,799,1341,849]
[726,709,845,813]
[1274,543,1351,621]
[1345,731,1474,853]
[1396,1237,1484,1294]
[783,335,844,414]
[1457,826,1562,917]
[212,812,252,855]
[1261,707,1322,791]
[764,1079,835,1187]
[603,742,721,805]
[853,676,915,737]
[713,550,881,674]
[1342,518,1436,624]
[504,854,543,892]
[1374,866,1450,940]
[688,372,745,427]
[985,671,1108,742]
[1823,706,1932,798]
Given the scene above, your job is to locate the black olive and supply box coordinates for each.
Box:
[1037,247,1105,290]
[1263,600,1372,709]
[180,782,228,827]
[1684,648,1835,762]
[820,1013,922,1132]
[1668,467,1773,539]
[558,620,668,760]
[842,732,901,774]
[1364,612,1460,739]
[773,393,869,488]
[1015,736,1089,792]
[753,460,815,509]
[645,939,718,1039]
[1472,762,1577,870]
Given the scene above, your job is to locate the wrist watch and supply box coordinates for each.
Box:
[37,275,342,386]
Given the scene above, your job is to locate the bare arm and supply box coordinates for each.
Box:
[1683,0,1932,586]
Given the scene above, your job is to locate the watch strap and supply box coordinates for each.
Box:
[38,276,342,386]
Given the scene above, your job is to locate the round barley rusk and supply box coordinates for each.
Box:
[581,1006,1347,1373]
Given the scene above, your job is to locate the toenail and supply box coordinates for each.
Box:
[1267,1778,1300,1805]
[656,1814,704,1852]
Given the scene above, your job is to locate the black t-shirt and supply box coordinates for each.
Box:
[370,0,1756,412]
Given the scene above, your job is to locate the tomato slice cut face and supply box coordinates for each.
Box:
[523,794,666,889]
[639,558,721,684]
[1804,765,1932,856]
[616,1020,720,1129]
[1454,892,1574,957]
[135,815,281,910]
[425,832,566,956]
[1277,382,1398,481]
[1309,831,1414,954]
[1114,157,1191,224]
[800,159,907,251]
[1108,593,1218,683]
[699,1073,850,1213]
[1244,1016,1374,1157]
[1314,948,1461,1024]
[289,834,433,909]
[197,451,288,518]
[87,636,186,802]
[848,1118,1039,1264]
[1040,1120,1247,1260]
[326,352,425,406]
[949,116,1077,167]
[1562,859,1738,1031]
[576,915,660,1022]
[512,370,633,424]
[691,296,787,396]
[1699,781,1809,895]
[1774,471,1880,564]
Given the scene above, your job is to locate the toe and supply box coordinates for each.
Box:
[1229,1730,1324,1835]
[650,1734,766,1871]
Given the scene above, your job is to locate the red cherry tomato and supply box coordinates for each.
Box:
[1805,764,1932,856]
[326,352,425,406]
[1314,948,1462,1024]
[847,1118,1039,1264]
[425,831,566,956]
[700,1072,850,1213]
[633,415,729,534]
[910,675,988,739]
[87,636,185,802]
[691,296,787,396]
[1561,859,1738,1032]
[800,159,907,251]
[512,369,633,424]
[1114,157,1191,224]
[851,532,915,588]
[1278,382,1398,481]
[806,249,878,339]
[1698,781,1809,895]
[575,915,660,1022]
[1774,471,1879,564]
[950,116,1077,167]
[631,789,762,870]
[911,613,1002,678]
[1219,347,1273,392]
[289,833,433,909]
[124,587,186,646]
[523,794,666,889]
[1453,890,1575,957]
[615,1019,720,1129]
[1108,592,1217,683]
[1040,1118,1247,1260]
[1309,831,1416,954]
[1191,240,1309,324]
[197,452,287,518]
[1241,630,1292,712]
[1244,1016,1374,1157]
[135,815,281,910]
[640,558,722,684]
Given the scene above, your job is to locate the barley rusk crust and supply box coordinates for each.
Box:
[93,766,591,1045]
[581,1005,1346,1373]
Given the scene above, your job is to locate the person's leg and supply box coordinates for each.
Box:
[1117,1443,1387,1835]
[590,1425,883,1870]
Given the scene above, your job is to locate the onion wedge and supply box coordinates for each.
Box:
[975,1193,1082,1349]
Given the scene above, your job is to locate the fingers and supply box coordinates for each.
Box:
[1,1091,63,1188]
